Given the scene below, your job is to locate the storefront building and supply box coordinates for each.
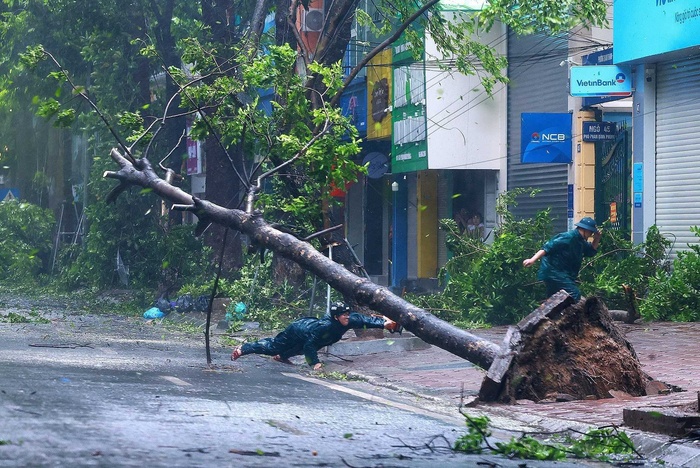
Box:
[614,0,700,255]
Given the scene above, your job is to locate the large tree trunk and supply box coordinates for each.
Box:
[104,150,499,369]
[202,139,243,274]
[104,151,656,401]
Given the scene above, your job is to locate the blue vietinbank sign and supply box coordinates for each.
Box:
[570,65,632,97]
[521,113,572,164]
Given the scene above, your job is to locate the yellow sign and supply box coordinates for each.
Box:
[366,48,392,140]
[610,201,617,223]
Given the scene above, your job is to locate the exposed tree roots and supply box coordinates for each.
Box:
[480,293,654,403]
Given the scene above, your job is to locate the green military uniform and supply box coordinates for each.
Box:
[537,229,598,301]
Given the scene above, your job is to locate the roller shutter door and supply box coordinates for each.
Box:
[507,31,570,232]
[656,56,700,255]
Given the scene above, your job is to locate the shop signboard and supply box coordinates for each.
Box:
[391,30,428,173]
[521,113,573,164]
[570,65,632,97]
[614,0,700,63]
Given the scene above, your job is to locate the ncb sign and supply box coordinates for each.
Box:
[521,113,573,164]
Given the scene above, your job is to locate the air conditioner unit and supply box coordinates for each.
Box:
[301,8,324,32]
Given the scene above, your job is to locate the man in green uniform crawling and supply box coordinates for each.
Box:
[523,217,603,302]
[231,302,400,370]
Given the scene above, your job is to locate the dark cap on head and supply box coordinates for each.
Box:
[575,217,598,233]
[330,301,351,317]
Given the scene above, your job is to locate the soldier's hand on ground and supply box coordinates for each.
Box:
[313,362,323,371]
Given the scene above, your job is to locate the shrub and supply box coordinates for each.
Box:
[580,224,672,310]
[53,151,213,292]
[439,189,552,325]
[640,226,700,321]
[439,189,676,326]
[0,200,55,283]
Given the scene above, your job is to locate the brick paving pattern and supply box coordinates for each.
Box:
[331,322,700,429]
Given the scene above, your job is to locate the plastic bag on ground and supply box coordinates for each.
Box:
[194,295,209,312]
[154,296,171,312]
[143,307,166,319]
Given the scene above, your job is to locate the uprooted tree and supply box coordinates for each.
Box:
[103,147,657,403]
[17,0,660,402]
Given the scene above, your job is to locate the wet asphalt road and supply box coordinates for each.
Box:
[0,295,608,467]
[0,295,474,468]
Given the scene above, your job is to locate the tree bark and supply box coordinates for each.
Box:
[201,139,243,274]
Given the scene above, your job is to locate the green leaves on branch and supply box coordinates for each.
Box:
[363,0,607,96]
[579,224,671,311]
[180,42,364,223]
[641,226,700,321]
[18,45,47,70]
[35,99,75,127]
[455,414,638,463]
[477,0,609,35]
[440,189,551,325]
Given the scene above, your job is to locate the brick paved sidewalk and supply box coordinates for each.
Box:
[327,322,700,448]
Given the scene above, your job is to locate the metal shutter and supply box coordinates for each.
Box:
[507,31,570,232]
[656,56,700,255]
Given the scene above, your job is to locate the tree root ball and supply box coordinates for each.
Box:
[480,295,654,403]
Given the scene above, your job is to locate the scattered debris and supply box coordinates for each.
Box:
[228,449,280,457]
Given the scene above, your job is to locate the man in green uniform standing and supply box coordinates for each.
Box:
[523,217,602,301]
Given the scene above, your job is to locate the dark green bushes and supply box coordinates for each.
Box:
[579,224,671,310]
[439,189,552,325]
[53,151,213,293]
[640,226,700,322]
[0,200,55,283]
[438,190,683,326]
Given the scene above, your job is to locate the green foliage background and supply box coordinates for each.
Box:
[427,190,692,326]
[0,200,55,283]
[434,189,552,325]
[641,226,700,322]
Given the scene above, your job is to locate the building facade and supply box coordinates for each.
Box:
[614,0,700,256]
[343,4,507,290]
